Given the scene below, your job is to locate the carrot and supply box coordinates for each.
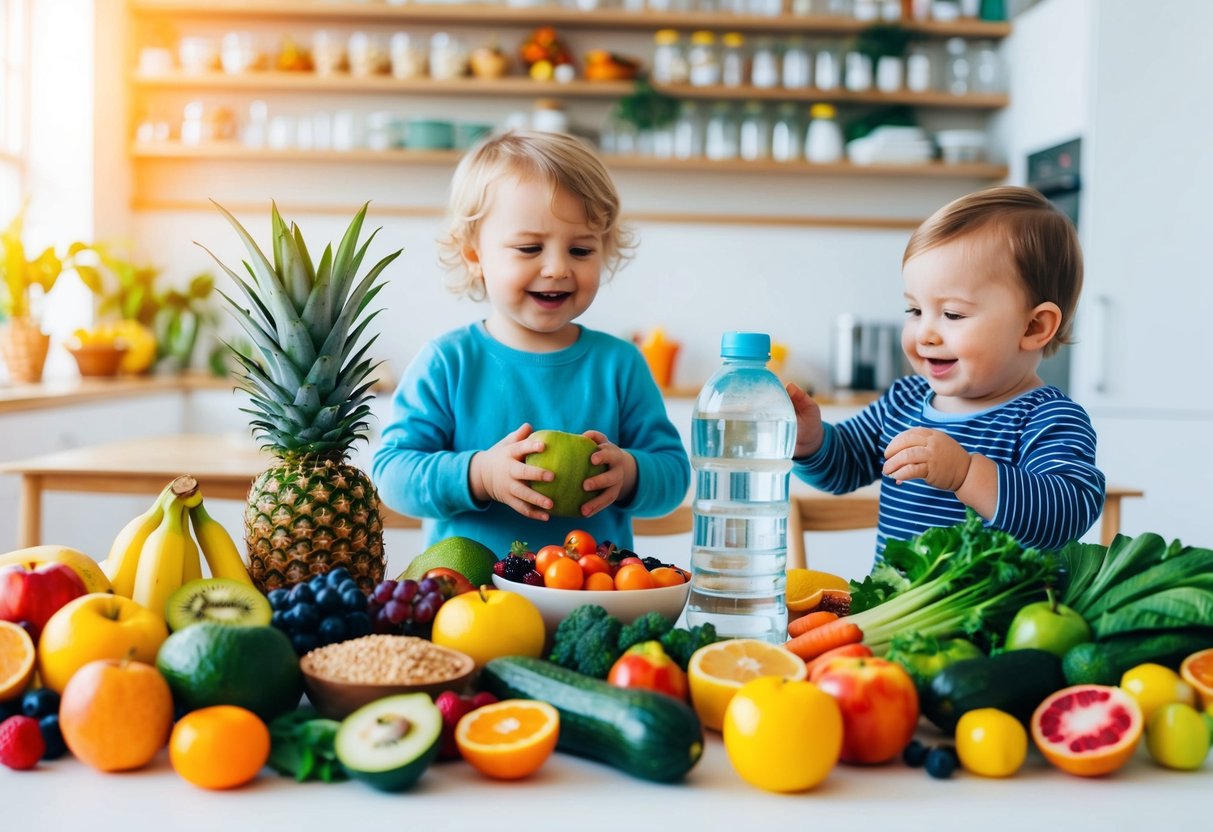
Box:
[787,610,839,639]
[784,619,864,662]
[805,642,874,681]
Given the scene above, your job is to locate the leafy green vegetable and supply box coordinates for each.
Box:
[846,510,1059,654]
[268,709,346,783]
[885,631,985,689]
[549,605,718,677]
[619,611,674,654]
[659,623,718,671]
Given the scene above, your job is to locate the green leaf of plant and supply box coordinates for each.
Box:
[1091,587,1213,638]
[1056,541,1107,610]
[1083,546,1213,619]
[1074,533,1169,614]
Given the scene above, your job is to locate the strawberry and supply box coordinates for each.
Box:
[0,716,46,770]
[434,691,499,761]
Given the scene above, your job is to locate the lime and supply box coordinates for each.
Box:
[156,623,301,720]
[524,430,606,517]
[1146,702,1211,770]
[399,536,498,586]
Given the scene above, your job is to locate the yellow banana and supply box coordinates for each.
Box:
[189,501,253,584]
[181,522,203,584]
[131,496,189,620]
[103,484,173,598]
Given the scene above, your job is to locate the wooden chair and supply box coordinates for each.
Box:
[786,494,880,571]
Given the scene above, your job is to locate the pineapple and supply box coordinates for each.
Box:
[203,202,401,593]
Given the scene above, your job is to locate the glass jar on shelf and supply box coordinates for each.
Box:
[673,101,705,159]
[905,42,933,91]
[770,102,802,162]
[971,40,1004,93]
[805,102,843,163]
[814,42,841,90]
[720,32,747,88]
[688,31,721,87]
[782,38,812,89]
[389,33,426,80]
[429,32,468,81]
[844,49,872,91]
[738,102,771,161]
[652,29,690,85]
[750,39,780,89]
[704,101,739,160]
[944,37,970,94]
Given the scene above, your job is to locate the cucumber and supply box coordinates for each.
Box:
[1062,629,1213,686]
[922,649,1065,734]
[335,693,442,792]
[479,656,704,782]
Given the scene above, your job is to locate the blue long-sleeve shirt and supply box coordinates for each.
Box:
[794,376,1105,553]
[372,322,691,558]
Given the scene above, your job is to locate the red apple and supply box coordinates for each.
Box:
[607,640,688,700]
[424,567,475,598]
[434,690,498,760]
[812,656,919,765]
[0,563,88,641]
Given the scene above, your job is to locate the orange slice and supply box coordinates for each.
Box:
[1180,648,1213,709]
[0,621,36,701]
[688,639,807,732]
[786,569,851,613]
[455,699,559,780]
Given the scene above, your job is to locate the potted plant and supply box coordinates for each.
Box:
[0,206,97,383]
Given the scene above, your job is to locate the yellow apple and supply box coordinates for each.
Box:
[430,588,544,669]
[38,592,168,693]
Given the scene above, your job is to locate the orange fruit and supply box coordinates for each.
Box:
[687,639,807,731]
[1180,648,1213,709]
[649,567,685,587]
[583,572,615,591]
[455,699,559,779]
[59,658,174,772]
[1031,684,1143,777]
[170,705,270,789]
[0,621,36,701]
[786,569,851,613]
[614,563,655,591]
[544,556,584,590]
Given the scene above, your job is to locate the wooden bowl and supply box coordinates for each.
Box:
[68,343,128,377]
[299,636,475,720]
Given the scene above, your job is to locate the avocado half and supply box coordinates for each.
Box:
[335,693,443,792]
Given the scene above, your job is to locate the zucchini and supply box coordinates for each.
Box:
[1062,629,1213,686]
[922,649,1065,734]
[479,656,704,782]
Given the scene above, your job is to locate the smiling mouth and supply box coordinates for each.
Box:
[925,358,957,376]
[529,291,571,307]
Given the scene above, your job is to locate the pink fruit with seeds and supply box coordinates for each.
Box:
[1030,684,1143,777]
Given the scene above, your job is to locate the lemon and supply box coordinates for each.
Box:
[1121,662,1197,722]
[687,639,806,732]
[723,676,842,792]
[785,568,851,612]
[1146,702,1211,771]
[955,708,1028,778]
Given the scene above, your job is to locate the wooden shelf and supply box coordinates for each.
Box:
[130,0,1012,38]
[134,71,1008,109]
[131,141,1008,180]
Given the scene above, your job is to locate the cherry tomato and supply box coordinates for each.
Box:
[614,563,655,591]
[617,556,644,568]
[544,557,584,590]
[583,572,615,591]
[649,566,685,587]
[564,530,597,556]
[577,554,611,577]
[535,544,568,575]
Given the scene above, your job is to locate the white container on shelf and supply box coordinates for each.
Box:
[876,55,903,92]
[805,103,843,163]
[313,30,344,76]
[176,38,214,74]
[935,129,987,163]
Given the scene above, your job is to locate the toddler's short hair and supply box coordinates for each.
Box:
[903,185,1083,357]
[438,129,635,299]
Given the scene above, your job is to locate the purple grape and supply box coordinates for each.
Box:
[372,607,395,634]
[372,581,396,605]
[412,596,438,624]
[417,578,439,596]
[393,580,419,603]
[384,599,411,625]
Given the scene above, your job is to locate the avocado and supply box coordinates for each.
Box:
[335,693,442,792]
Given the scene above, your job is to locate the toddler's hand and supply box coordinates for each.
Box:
[883,428,972,492]
[469,423,556,521]
[578,430,638,518]
[788,383,825,459]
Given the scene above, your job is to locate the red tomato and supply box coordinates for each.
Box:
[564,530,597,556]
[535,545,568,575]
[812,657,919,765]
[617,556,644,568]
[577,554,610,577]
[607,641,688,700]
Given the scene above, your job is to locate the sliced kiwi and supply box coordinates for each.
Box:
[166,577,273,631]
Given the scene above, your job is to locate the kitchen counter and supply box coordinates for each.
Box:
[5,729,1206,830]
[0,372,233,415]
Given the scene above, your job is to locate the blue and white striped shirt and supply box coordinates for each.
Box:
[794,376,1105,554]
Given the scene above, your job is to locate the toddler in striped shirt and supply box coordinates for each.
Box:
[791,186,1105,554]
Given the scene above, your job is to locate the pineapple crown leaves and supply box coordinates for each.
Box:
[198,200,402,458]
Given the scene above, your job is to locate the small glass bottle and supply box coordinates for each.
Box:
[814,42,841,90]
[971,39,1003,92]
[750,39,780,89]
[688,31,721,87]
[782,37,812,89]
[944,37,970,94]
[704,101,739,160]
[844,49,872,91]
[905,42,933,91]
[770,102,802,162]
[673,101,704,159]
[652,29,690,85]
[738,101,771,161]
[805,102,844,163]
[720,32,747,88]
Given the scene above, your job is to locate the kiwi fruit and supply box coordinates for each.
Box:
[166,577,273,632]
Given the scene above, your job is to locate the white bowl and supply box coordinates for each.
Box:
[491,574,690,636]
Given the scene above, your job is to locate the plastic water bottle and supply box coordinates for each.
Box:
[685,332,795,643]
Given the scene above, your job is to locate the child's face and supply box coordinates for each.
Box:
[901,233,1050,412]
[465,174,603,352]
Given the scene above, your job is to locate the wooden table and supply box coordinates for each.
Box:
[0,435,1143,563]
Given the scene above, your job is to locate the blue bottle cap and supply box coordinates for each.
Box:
[720,331,771,360]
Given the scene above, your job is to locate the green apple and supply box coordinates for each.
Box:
[1004,591,1091,657]
[525,429,607,517]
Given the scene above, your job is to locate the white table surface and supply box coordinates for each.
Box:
[5,727,1208,830]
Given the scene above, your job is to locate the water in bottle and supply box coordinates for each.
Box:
[685,332,796,643]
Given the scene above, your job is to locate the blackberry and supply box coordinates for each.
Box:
[641,556,676,572]
[501,555,534,583]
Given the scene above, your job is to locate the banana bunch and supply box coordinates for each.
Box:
[102,475,253,618]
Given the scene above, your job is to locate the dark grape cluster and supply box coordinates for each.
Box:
[267,567,373,656]
[494,554,543,585]
[367,578,446,637]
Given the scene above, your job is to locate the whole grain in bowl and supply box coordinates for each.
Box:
[302,635,471,685]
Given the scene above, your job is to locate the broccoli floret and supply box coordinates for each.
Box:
[548,605,611,670]
[573,615,624,678]
[660,623,720,670]
[618,611,674,653]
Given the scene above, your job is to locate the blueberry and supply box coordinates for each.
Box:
[267,588,290,610]
[290,632,321,656]
[0,699,20,722]
[925,746,958,779]
[309,575,328,595]
[902,739,929,768]
[318,616,348,644]
[341,589,368,612]
[271,609,288,630]
[22,688,60,719]
[289,602,320,633]
[326,568,351,588]
[38,714,67,761]
[315,587,344,613]
[288,584,314,605]
[344,611,373,638]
